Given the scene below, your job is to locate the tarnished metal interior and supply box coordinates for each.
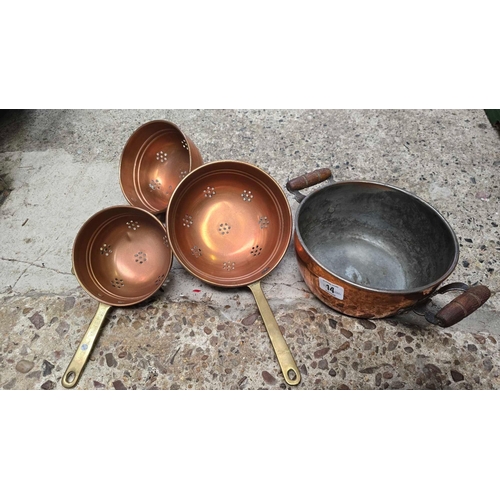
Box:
[297,182,459,292]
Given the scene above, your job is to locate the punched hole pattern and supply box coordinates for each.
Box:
[149,179,161,191]
[100,243,112,256]
[250,245,262,257]
[218,222,231,235]
[163,235,170,247]
[126,221,140,230]
[183,215,193,227]
[191,246,202,258]
[135,251,147,264]
[223,262,235,271]
[203,186,216,198]
[259,216,270,229]
[111,278,125,288]
[241,190,254,202]
[179,170,188,179]
[181,139,189,150]
[155,274,165,285]
[156,151,168,163]
[165,185,173,197]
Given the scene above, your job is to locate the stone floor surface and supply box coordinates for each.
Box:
[0,109,499,390]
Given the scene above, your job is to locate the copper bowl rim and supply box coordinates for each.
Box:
[294,179,460,295]
[119,119,197,215]
[166,159,293,288]
[72,205,173,306]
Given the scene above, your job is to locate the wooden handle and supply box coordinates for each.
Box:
[286,168,332,191]
[434,285,491,327]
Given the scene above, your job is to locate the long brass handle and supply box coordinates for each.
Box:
[62,302,111,389]
[248,281,301,386]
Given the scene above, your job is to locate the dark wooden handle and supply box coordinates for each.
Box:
[286,168,332,191]
[434,285,491,327]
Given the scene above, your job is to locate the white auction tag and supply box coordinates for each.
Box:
[319,277,344,300]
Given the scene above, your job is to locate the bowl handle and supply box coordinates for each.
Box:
[286,168,332,203]
[248,281,301,386]
[62,302,111,388]
[424,283,491,327]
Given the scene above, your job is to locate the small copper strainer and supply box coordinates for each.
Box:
[62,206,172,388]
[166,160,301,386]
[120,120,203,214]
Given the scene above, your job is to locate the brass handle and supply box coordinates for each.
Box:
[248,281,301,386]
[62,302,111,388]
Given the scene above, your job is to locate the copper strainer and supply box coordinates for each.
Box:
[62,206,173,388]
[166,160,301,386]
[120,120,203,214]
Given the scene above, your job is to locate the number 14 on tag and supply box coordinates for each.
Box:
[319,277,344,300]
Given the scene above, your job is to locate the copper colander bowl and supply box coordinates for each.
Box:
[166,160,301,386]
[62,205,173,388]
[73,205,173,305]
[120,120,203,214]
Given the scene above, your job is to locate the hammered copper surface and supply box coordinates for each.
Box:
[120,120,203,214]
[295,231,436,319]
[167,161,292,287]
[292,175,461,319]
[73,205,173,306]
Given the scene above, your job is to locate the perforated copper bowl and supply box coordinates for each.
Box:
[166,160,301,386]
[62,205,173,388]
[120,120,203,214]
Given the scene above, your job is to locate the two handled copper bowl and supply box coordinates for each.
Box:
[286,168,491,325]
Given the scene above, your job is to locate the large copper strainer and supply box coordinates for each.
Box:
[166,160,301,386]
[62,206,173,388]
[120,120,203,214]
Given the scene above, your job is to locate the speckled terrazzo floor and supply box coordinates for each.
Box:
[1,109,499,390]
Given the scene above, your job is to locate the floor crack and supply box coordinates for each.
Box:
[0,256,72,276]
